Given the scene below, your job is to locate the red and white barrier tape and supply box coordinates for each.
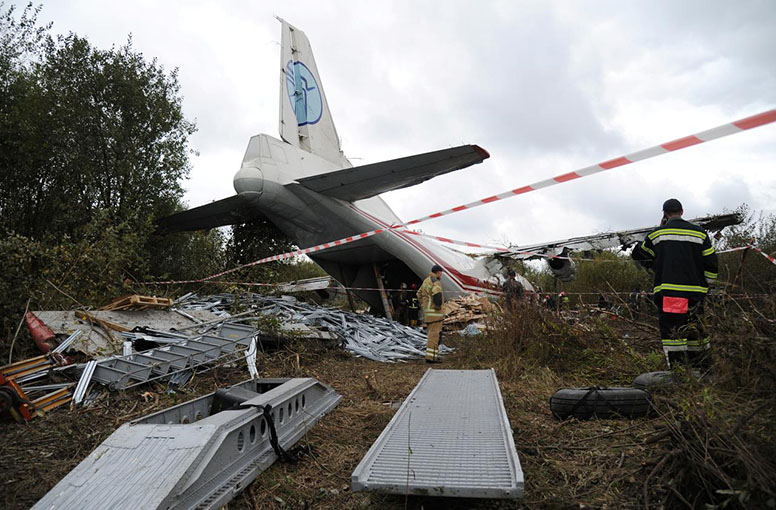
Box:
[399,230,609,262]
[152,279,774,301]
[191,281,416,292]
[145,229,385,284]
[398,229,508,252]
[719,245,776,265]
[397,110,776,227]
[143,109,775,285]
[149,244,774,291]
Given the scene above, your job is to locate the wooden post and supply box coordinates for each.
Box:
[373,264,393,321]
[345,288,357,313]
[338,263,357,312]
[730,246,751,290]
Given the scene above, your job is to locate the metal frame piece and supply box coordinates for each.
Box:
[34,377,342,510]
[73,360,97,404]
[52,330,82,353]
[245,337,258,378]
[351,369,524,499]
[1,355,73,422]
[91,322,258,390]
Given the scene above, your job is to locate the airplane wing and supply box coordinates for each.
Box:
[155,194,264,234]
[498,213,742,260]
[295,145,489,202]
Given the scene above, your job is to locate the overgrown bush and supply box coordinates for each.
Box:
[655,296,776,507]
[468,304,637,380]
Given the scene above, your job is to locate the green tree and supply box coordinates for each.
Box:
[717,204,776,294]
[0,3,223,355]
[225,219,297,284]
[0,3,196,240]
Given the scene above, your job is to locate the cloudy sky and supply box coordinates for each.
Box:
[39,0,776,249]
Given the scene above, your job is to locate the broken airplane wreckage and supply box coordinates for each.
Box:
[154,19,751,317]
[1,292,448,424]
[5,14,774,509]
[35,378,343,510]
[155,18,512,311]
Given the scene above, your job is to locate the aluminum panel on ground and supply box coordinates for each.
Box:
[34,378,342,510]
[351,368,523,499]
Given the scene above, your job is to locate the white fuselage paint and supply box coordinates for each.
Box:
[233,134,520,299]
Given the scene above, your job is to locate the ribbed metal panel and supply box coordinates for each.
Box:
[34,426,214,510]
[351,369,523,499]
[34,378,342,510]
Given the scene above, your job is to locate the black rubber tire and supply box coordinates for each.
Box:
[550,387,651,420]
[632,371,674,391]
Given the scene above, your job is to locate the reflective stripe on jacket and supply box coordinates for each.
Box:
[418,274,445,322]
[632,217,718,298]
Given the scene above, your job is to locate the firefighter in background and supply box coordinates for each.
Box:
[418,265,445,363]
[558,291,570,311]
[408,283,420,326]
[632,198,718,369]
[392,282,408,324]
[502,269,524,310]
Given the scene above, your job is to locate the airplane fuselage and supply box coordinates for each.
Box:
[161,19,526,315]
[232,134,508,308]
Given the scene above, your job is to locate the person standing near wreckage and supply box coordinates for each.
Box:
[418,265,445,363]
[502,269,524,310]
[632,199,718,369]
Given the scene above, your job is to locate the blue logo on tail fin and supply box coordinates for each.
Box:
[286,61,322,126]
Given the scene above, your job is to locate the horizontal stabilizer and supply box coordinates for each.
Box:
[296,145,490,202]
[155,194,264,234]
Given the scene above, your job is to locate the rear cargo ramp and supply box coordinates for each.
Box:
[352,369,523,499]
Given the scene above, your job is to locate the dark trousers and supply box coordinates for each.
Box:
[656,294,712,369]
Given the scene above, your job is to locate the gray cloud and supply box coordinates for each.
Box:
[31,0,776,249]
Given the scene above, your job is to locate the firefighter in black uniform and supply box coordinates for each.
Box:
[632,199,718,369]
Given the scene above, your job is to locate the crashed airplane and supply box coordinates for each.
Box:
[157,18,740,313]
[157,18,511,312]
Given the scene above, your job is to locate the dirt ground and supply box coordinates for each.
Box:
[1,315,677,510]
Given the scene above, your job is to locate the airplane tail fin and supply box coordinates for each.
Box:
[278,18,345,165]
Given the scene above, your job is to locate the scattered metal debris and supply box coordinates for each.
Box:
[33,309,224,357]
[5,290,443,422]
[72,360,97,405]
[91,323,259,390]
[177,293,452,362]
[168,369,193,386]
[1,355,74,422]
[352,369,524,499]
[51,329,81,354]
[458,323,482,336]
[18,383,72,392]
[245,337,259,378]
[34,377,342,510]
[276,275,335,293]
